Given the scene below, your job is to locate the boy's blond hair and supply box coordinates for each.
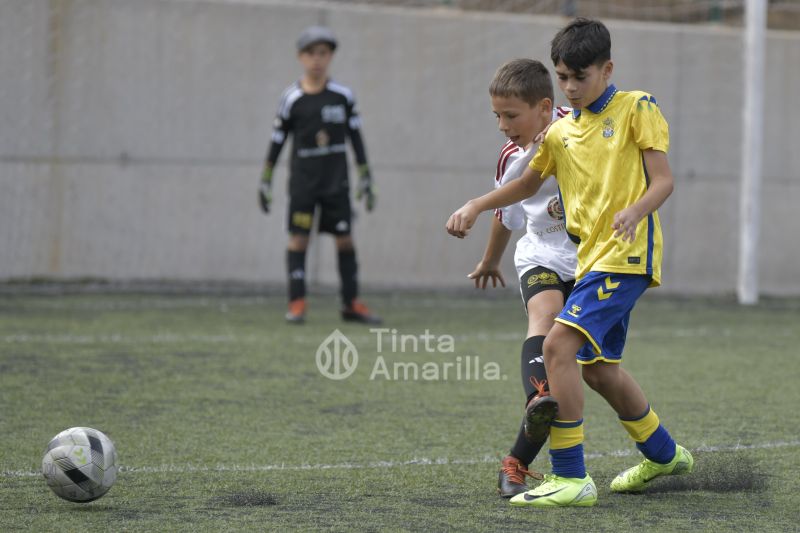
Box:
[489,58,553,106]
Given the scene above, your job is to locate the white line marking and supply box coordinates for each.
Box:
[4,440,798,478]
[4,328,796,345]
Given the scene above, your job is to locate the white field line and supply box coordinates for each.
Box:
[5,327,796,346]
[4,440,799,479]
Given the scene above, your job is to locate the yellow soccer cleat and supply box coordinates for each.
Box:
[510,473,597,507]
[610,444,694,492]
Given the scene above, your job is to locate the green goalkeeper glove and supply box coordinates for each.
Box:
[259,166,273,214]
[355,164,376,212]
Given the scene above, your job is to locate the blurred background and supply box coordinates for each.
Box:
[1,0,798,295]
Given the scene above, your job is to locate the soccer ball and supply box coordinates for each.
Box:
[41,427,118,502]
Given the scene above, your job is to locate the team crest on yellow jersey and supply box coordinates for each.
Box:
[602,117,615,138]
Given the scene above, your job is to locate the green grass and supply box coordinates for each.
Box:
[1,289,799,531]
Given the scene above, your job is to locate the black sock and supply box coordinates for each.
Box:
[337,249,358,307]
[287,250,306,302]
[521,335,548,404]
[510,422,546,466]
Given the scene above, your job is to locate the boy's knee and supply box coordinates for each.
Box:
[542,330,570,364]
[542,333,558,359]
[581,365,604,391]
[288,234,310,251]
[335,235,354,251]
[581,362,619,392]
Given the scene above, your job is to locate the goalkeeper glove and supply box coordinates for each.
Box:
[355,164,376,212]
[259,166,273,214]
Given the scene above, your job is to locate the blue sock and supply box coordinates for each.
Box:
[549,444,586,478]
[636,425,676,464]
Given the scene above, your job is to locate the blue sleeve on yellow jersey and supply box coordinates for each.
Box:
[630,92,670,153]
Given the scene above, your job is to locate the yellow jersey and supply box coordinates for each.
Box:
[530,85,669,286]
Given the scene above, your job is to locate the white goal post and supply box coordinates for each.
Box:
[738,0,767,305]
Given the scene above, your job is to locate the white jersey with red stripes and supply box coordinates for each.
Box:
[493,106,577,282]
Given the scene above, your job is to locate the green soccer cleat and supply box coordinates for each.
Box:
[509,473,597,508]
[610,444,694,493]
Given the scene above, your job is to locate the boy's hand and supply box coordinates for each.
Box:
[534,120,555,144]
[612,206,643,242]
[468,261,506,289]
[355,165,376,212]
[446,201,481,238]
[259,167,273,214]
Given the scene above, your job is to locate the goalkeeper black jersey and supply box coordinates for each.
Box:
[266,80,368,197]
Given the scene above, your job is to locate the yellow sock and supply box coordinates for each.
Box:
[619,406,659,443]
[550,419,584,449]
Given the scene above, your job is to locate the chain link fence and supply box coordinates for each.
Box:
[310,0,800,30]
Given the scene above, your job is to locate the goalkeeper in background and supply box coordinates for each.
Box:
[260,25,381,325]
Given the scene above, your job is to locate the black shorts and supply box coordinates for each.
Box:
[519,266,575,308]
[288,191,352,236]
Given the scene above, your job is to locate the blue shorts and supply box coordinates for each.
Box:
[554,271,650,364]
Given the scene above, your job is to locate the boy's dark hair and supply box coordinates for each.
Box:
[489,59,553,106]
[550,18,611,71]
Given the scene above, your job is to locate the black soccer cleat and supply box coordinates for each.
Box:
[523,394,559,443]
[497,455,542,498]
[341,299,382,325]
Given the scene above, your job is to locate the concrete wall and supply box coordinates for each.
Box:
[1,0,798,295]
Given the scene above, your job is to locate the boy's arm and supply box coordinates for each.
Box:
[612,149,674,241]
[260,109,292,214]
[468,215,512,289]
[346,98,375,212]
[446,166,544,238]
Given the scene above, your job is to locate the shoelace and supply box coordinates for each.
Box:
[533,473,558,490]
[529,376,550,397]
[502,460,544,484]
[628,459,661,481]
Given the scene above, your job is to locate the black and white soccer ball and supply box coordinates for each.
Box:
[41,427,118,502]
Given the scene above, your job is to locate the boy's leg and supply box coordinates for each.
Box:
[581,361,647,418]
[286,233,309,323]
[519,287,563,443]
[334,235,358,307]
[333,235,381,324]
[320,193,381,324]
[285,194,315,323]
[500,285,564,498]
[583,362,693,492]
[510,322,596,507]
[542,323,589,472]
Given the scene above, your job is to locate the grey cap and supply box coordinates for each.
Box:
[297,25,338,52]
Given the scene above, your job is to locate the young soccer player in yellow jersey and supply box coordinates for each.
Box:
[446,18,693,507]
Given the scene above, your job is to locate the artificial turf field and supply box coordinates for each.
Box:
[1,288,799,532]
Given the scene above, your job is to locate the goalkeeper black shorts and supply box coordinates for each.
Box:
[287,190,352,236]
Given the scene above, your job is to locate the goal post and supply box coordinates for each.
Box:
[738,0,767,305]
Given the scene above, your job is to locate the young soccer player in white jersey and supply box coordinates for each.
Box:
[465,59,577,498]
[447,18,693,508]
